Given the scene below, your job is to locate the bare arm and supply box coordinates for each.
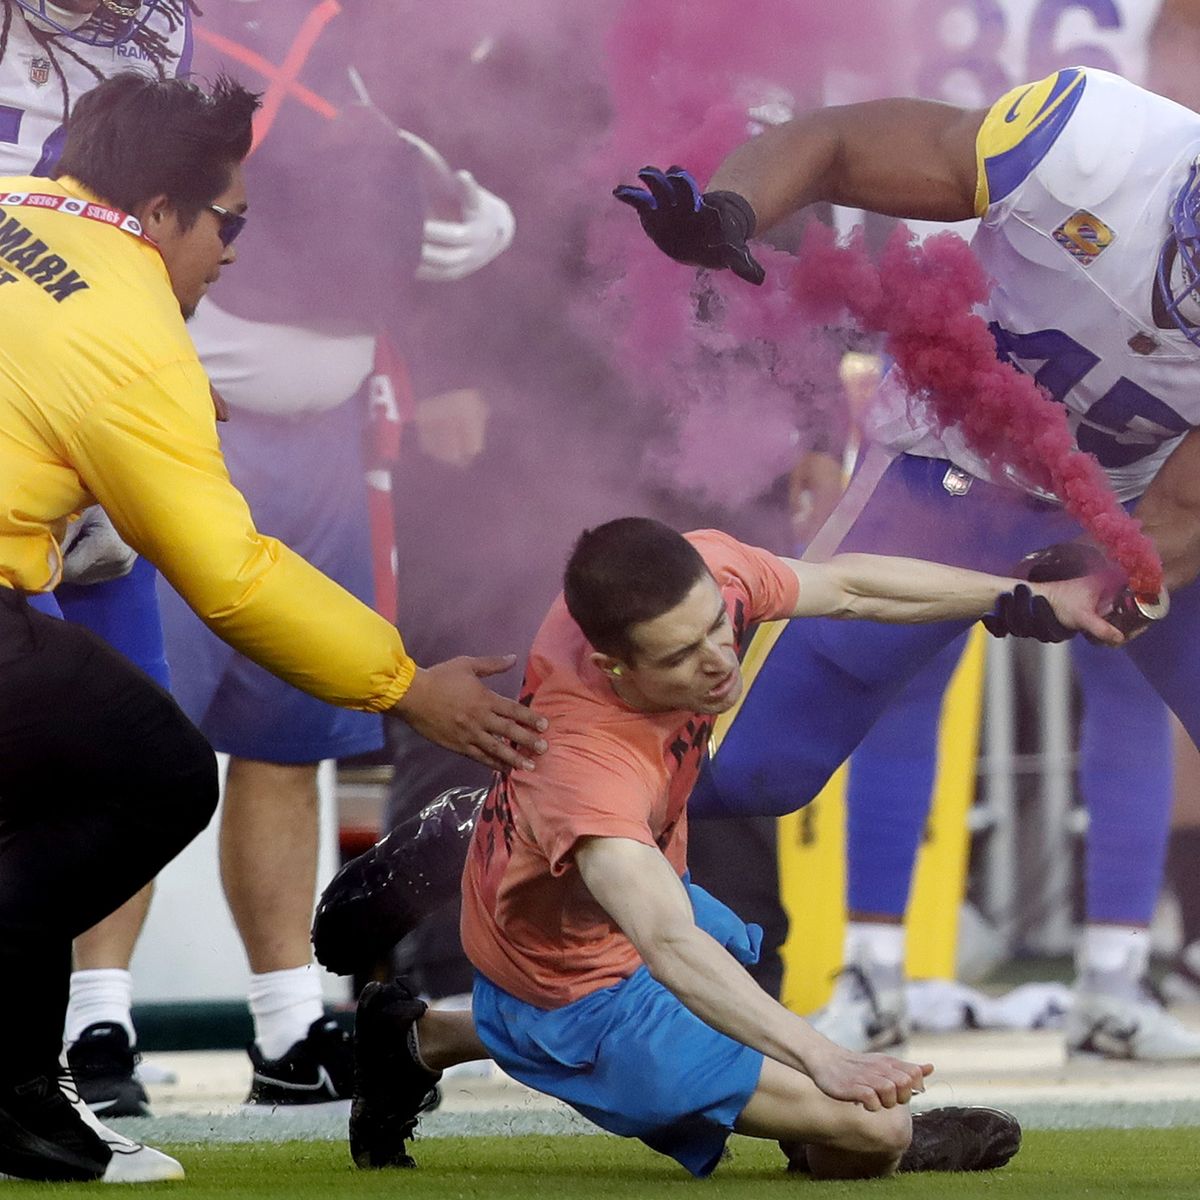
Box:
[574,836,929,1110]
[1133,428,1200,592]
[708,99,986,235]
[783,552,1122,644]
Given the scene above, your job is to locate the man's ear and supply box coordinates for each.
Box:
[590,651,626,678]
[132,193,174,241]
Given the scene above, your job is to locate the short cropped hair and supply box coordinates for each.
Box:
[53,72,260,227]
[564,517,710,661]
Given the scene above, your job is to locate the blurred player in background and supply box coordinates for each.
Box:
[146,0,518,1109]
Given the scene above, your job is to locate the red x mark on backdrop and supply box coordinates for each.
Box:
[195,0,342,153]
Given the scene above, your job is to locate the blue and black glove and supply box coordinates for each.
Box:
[982,543,1106,643]
[613,165,765,285]
[982,583,1075,643]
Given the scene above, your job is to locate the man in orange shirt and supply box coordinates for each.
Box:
[347,517,1114,1180]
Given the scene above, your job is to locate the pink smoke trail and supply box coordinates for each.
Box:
[784,223,1164,595]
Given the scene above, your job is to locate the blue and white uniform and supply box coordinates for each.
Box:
[694,68,1200,890]
[835,6,1179,927]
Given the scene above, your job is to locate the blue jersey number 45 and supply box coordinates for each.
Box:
[989,324,1190,468]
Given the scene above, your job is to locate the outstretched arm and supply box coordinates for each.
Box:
[783,553,1122,644]
[614,98,985,283]
[574,835,930,1111]
[707,98,985,235]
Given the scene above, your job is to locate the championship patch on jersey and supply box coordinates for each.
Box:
[1052,210,1115,266]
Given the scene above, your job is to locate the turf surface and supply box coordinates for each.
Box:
[9,1130,1198,1196]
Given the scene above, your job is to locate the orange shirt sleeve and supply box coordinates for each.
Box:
[686,529,800,621]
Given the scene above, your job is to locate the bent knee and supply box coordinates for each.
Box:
[165,723,220,834]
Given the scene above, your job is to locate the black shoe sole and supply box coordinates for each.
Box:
[349,1096,418,1170]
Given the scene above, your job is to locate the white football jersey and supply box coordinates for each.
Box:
[872,67,1200,501]
[0,5,191,176]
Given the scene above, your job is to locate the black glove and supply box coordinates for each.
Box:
[613,165,765,285]
[982,583,1075,643]
[1003,541,1169,641]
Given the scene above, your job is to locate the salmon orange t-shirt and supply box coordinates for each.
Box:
[460,530,800,1009]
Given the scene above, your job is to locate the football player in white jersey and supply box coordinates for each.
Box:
[616,58,1200,1075]
[789,0,1200,1065]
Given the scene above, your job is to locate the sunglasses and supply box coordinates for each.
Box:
[207,203,247,247]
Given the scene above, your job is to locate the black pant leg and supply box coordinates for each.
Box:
[0,593,218,1082]
[687,815,788,999]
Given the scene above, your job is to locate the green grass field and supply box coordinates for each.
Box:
[10,1130,1198,1198]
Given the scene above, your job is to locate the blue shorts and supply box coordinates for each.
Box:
[31,557,171,690]
[158,397,383,763]
[472,884,764,1178]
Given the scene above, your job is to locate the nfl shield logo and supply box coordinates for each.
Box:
[30,58,51,86]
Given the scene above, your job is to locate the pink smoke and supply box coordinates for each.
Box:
[583,1,891,507]
[785,223,1164,596]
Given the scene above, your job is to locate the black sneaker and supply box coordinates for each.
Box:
[781,1105,1021,1175]
[899,1105,1022,1172]
[66,1022,151,1118]
[0,1073,112,1182]
[349,979,442,1169]
[245,1016,354,1106]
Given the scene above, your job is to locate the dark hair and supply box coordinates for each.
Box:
[52,73,260,226]
[564,518,710,661]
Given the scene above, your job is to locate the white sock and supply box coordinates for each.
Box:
[1078,924,1150,978]
[845,921,906,970]
[65,969,135,1045]
[247,966,324,1061]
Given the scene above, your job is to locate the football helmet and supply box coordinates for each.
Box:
[1157,155,1200,346]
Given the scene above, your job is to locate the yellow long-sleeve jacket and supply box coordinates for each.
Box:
[0,176,415,711]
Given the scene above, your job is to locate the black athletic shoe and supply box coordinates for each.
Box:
[245,1016,354,1106]
[66,1022,151,1118]
[899,1105,1022,1172]
[349,979,442,1169]
[0,1073,112,1182]
[781,1105,1021,1175]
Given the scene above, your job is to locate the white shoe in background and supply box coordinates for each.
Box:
[808,956,909,1052]
[1160,940,1200,1006]
[1066,971,1200,1062]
